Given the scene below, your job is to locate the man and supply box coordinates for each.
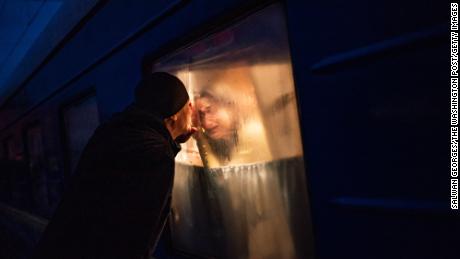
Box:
[33,72,196,259]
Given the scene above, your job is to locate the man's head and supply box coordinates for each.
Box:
[164,100,194,141]
[135,72,195,141]
[135,72,189,119]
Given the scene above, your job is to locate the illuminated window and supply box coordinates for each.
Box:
[153,4,313,259]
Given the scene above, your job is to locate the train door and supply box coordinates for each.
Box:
[152,4,314,259]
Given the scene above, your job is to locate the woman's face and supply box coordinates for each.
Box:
[195,96,236,141]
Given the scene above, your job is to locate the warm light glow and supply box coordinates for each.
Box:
[154,4,313,259]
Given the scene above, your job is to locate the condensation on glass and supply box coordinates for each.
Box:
[63,95,100,174]
[153,4,314,259]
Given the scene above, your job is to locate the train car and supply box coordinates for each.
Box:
[0,0,455,258]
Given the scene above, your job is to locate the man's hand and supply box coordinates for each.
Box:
[175,127,198,143]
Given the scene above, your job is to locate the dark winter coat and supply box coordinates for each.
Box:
[32,104,181,259]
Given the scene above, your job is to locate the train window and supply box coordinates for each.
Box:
[62,94,100,175]
[24,124,49,216]
[153,4,313,259]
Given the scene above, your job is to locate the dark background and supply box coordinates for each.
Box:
[0,1,456,258]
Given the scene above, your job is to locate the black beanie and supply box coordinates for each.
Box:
[135,72,189,118]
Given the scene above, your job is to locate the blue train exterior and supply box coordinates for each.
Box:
[0,1,455,259]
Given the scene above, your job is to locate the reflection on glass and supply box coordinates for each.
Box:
[154,4,314,259]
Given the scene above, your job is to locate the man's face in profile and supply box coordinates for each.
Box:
[176,101,193,134]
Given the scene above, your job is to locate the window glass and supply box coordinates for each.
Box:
[153,4,313,259]
[63,95,100,174]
